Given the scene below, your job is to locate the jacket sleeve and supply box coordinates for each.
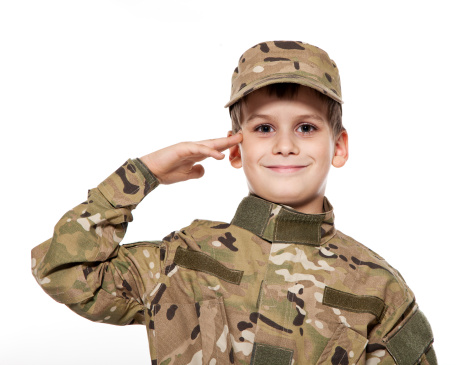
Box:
[365,299,437,364]
[31,158,160,326]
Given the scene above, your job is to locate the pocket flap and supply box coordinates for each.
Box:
[317,325,368,365]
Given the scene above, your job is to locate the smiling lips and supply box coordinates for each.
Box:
[265,165,307,173]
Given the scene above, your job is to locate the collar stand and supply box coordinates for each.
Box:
[231,194,336,246]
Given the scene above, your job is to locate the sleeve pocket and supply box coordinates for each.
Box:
[384,309,435,365]
[316,324,368,365]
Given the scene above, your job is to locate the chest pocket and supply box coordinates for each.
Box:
[152,297,233,365]
[316,325,368,365]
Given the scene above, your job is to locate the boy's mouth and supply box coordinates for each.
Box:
[265,165,307,173]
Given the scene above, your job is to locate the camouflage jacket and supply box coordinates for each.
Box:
[32,159,437,365]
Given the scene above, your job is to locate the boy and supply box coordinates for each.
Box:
[32,40,436,364]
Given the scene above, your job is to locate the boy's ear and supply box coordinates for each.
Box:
[227,131,242,169]
[332,130,349,168]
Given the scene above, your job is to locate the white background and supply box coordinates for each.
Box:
[1,1,469,363]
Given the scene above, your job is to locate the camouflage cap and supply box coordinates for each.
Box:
[224,40,342,108]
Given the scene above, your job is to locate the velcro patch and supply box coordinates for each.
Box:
[231,196,272,236]
[323,287,386,321]
[425,346,438,365]
[385,309,434,365]
[174,246,243,285]
[273,208,324,245]
[250,342,293,365]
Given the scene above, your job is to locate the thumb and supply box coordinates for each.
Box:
[187,164,205,180]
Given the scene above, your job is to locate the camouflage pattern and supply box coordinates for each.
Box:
[32,160,436,364]
[224,40,343,109]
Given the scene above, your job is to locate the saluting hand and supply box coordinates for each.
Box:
[140,132,243,185]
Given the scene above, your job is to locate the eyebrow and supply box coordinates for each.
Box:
[245,114,326,124]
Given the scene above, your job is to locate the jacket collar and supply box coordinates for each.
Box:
[231,194,336,246]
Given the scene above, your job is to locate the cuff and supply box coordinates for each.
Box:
[98,159,159,207]
[133,157,159,185]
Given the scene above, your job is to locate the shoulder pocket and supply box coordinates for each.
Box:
[316,325,368,365]
[384,309,435,365]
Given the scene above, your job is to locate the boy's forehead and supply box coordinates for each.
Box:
[241,86,329,123]
[224,40,342,109]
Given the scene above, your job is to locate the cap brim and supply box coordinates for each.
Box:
[224,73,343,108]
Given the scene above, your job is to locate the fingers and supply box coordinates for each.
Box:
[197,132,243,152]
[187,143,225,160]
[187,164,205,180]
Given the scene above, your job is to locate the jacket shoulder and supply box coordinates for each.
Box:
[331,230,417,332]
[330,230,414,306]
[177,218,265,249]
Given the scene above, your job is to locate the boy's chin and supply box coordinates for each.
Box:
[249,189,325,214]
[252,191,309,207]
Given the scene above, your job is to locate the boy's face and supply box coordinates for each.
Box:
[228,85,348,214]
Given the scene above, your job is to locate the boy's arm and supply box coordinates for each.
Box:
[31,134,243,325]
[32,158,159,325]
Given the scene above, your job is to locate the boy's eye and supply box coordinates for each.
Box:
[254,123,318,134]
[254,124,274,133]
[296,124,317,134]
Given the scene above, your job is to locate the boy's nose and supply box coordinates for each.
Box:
[272,132,299,156]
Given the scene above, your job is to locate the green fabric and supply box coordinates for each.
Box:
[425,346,437,365]
[231,195,272,236]
[174,246,243,285]
[386,310,434,365]
[250,342,293,365]
[132,158,159,187]
[231,194,329,245]
[274,208,324,245]
[323,287,386,321]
